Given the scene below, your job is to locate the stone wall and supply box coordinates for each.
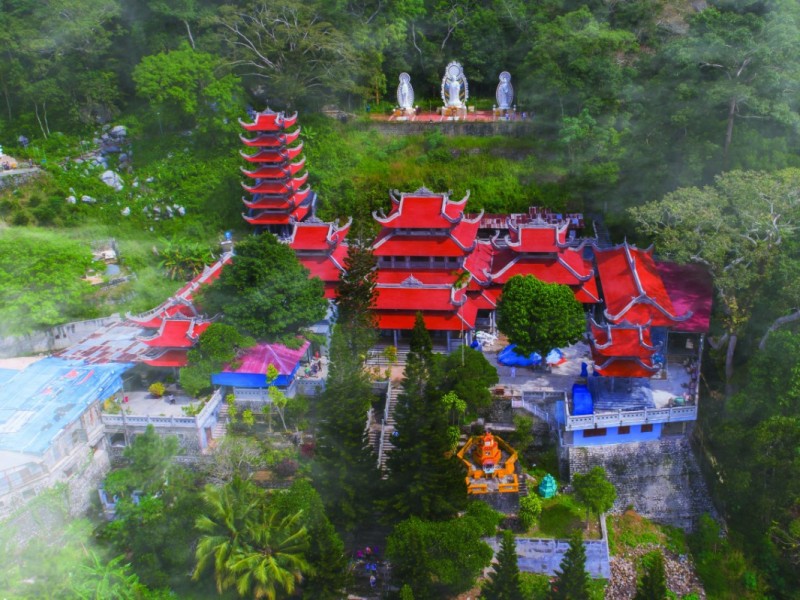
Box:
[567,435,717,530]
[358,120,535,138]
[0,168,40,191]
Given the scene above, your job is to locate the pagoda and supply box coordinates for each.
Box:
[138,317,213,368]
[486,218,599,306]
[239,109,316,231]
[589,319,661,378]
[371,188,485,348]
[287,218,351,299]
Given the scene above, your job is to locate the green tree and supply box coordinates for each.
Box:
[519,493,543,531]
[634,551,667,600]
[387,515,494,598]
[311,325,380,532]
[497,275,586,358]
[193,477,312,599]
[335,236,378,355]
[549,531,590,600]
[437,346,499,415]
[482,530,524,600]
[69,552,147,600]
[572,467,616,528]
[199,233,327,342]
[384,316,467,521]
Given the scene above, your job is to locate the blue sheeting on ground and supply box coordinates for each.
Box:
[498,344,541,367]
[0,358,131,455]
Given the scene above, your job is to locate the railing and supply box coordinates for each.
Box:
[564,404,698,431]
[102,388,224,430]
[512,398,554,424]
[376,381,393,469]
[195,388,224,427]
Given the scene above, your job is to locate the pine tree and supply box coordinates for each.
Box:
[481,530,524,600]
[549,531,590,600]
[336,238,378,355]
[311,325,380,532]
[634,551,668,600]
[383,316,467,521]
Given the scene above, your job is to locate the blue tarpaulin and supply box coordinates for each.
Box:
[572,383,593,416]
[498,344,542,367]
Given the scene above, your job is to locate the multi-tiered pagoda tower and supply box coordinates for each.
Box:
[239,109,316,231]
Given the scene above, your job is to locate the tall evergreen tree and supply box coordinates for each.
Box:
[634,551,667,600]
[311,325,379,532]
[481,530,524,600]
[336,237,377,349]
[549,531,590,600]
[383,314,467,521]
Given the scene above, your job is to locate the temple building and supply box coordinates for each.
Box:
[287,218,351,299]
[137,317,214,368]
[239,109,316,231]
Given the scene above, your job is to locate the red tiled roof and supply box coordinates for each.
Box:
[591,353,660,378]
[143,349,189,368]
[503,220,569,253]
[242,191,304,211]
[222,340,310,376]
[376,302,478,331]
[289,218,352,252]
[574,278,601,304]
[242,172,308,195]
[297,248,347,285]
[239,110,298,131]
[241,157,306,179]
[590,320,658,358]
[139,318,212,348]
[240,144,304,163]
[655,262,713,333]
[239,128,301,147]
[373,234,469,257]
[489,250,594,286]
[373,189,473,229]
[595,243,690,326]
[243,203,311,225]
[463,241,494,285]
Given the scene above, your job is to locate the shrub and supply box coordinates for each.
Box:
[519,493,543,530]
[148,382,166,398]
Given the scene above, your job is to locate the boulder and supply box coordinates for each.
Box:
[81,195,97,204]
[100,170,124,191]
[121,207,131,216]
[110,125,127,137]
[66,195,77,204]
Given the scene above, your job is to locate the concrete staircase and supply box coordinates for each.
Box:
[567,436,717,530]
[211,402,229,440]
[377,384,401,475]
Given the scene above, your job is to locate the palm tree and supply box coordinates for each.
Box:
[227,508,312,600]
[193,477,262,593]
[194,478,312,599]
[70,552,143,600]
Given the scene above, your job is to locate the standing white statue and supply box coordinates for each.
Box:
[496,72,514,110]
[441,61,468,108]
[397,73,414,110]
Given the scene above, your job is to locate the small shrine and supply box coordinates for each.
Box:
[539,473,558,499]
[457,430,520,494]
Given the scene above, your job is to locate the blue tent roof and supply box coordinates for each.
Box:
[0,358,131,455]
[572,383,593,416]
[498,344,541,367]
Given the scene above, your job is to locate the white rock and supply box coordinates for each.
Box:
[121,207,131,216]
[81,195,97,204]
[100,170,124,191]
[177,206,186,216]
[66,195,77,204]
[110,125,127,137]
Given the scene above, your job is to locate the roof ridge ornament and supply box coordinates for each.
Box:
[401,274,424,287]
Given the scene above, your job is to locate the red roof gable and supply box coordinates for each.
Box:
[239,110,298,131]
[239,128,301,147]
[374,188,476,229]
[595,243,690,327]
[590,320,659,358]
[139,318,212,348]
[240,144,304,163]
[503,220,569,253]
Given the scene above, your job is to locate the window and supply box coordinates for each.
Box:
[583,428,607,438]
[641,424,654,433]
[618,426,631,435]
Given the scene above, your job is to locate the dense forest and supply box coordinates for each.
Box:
[2,0,800,598]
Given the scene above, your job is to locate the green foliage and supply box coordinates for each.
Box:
[199,233,326,341]
[0,228,95,335]
[436,347,499,415]
[520,493,544,531]
[148,382,166,398]
[465,501,503,537]
[573,467,617,527]
[180,321,256,397]
[481,530,523,600]
[387,515,494,598]
[635,551,667,600]
[549,531,590,600]
[498,275,586,358]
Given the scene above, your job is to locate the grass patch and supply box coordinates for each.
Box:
[526,493,602,540]
[607,510,688,555]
